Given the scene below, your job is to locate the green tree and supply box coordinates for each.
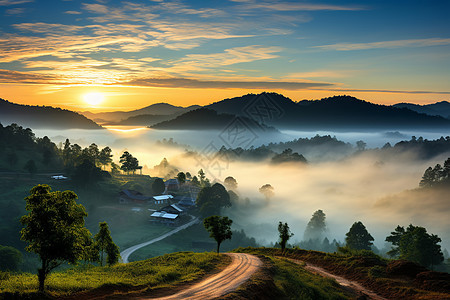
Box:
[119,151,139,174]
[94,222,120,266]
[152,178,166,195]
[203,216,233,253]
[303,209,327,241]
[20,185,91,291]
[99,146,113,169]
[176,172,186,184]
[198,169,210,187]
[196,183,231,217]
[345,221,374,250]
[191,175,200,186]
[278,222,294,252]
[0,245,23,271]
[386,224,444,269]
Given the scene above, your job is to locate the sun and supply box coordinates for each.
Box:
[83,92,105,106]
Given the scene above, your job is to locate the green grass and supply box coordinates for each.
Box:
[0,252,226,298]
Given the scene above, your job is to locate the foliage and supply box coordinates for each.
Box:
[304,209,327,241]
[0,245,23,271]
[419,157,450,187]
[345,221,374,250]
[197,169,210,187]
[98,146,113,169]
[196,183,231,217]
[203,216,233,253]
[94,222,120,266]
[176,172,186,184]
[20,184,91,291]
[271,148,307,164]
[259,184,274,200]
[224,176,238,190]
[23,159,37,176]
[278,222,294,251]
[152,178,165,195]
[119,151,140,174]
[386,224,444,269]
[72,159,106,187]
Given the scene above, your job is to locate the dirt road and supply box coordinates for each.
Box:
[145,253,262,300]
[120,217,199,263]
[287,258,388,300]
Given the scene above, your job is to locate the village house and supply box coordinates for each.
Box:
[119,189,151,204]
[152,194,174,205]
[150,204,185,226]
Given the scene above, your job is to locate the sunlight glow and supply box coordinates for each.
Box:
[83,92,105,106]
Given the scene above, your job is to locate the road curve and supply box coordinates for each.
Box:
[120,217,199,263]
[146,253,262,300]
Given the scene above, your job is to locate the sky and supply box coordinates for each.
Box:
[0,0,449,111]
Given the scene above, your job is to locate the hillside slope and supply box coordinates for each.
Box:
[0,98,102,129]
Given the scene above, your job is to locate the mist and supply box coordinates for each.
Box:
[32,126,450,251]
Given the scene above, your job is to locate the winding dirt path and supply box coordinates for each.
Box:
[144,253,262,300]
[120,216,199,263]
[287,258,388,300]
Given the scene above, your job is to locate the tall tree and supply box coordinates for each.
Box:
[278,222,294,252]
[303,209,327,241]
[152,178,166,195]
[176,172,186,184]
[196,183,231,217]
[345,221,374,250]
[98,146,113,170]
[94,222,120,266]
[386,224,444,269]
[119,151,139,174]
[203,216,233,253]
[20,185,91,291]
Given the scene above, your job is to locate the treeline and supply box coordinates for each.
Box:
[419,157,450,187]
[380,136,450,159]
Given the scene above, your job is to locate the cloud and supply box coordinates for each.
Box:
[320,88,450,95]
[121,77,334,90]
[0,69,57,84]
[65,10,82,15]
[232,1,364,11]
[315,38,450,51]
[0,0,32,5]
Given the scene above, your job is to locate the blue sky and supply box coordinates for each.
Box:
[0,0,449,108]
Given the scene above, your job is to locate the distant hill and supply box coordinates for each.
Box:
[151,108,277,132]
[0,98,102,129]
[393,101,450,119]
[116,114,176,126]
[82,103,201,124]
[206,93,450,130]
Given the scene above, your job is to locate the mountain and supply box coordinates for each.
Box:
[206,93,450,130]
[393,101,450,119]
[81,103,201,124]
[116,114,176,126]
[0,98,102,129]
[151,108,277,132]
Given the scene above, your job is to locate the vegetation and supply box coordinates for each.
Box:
[0,245,23,271]
[224,176,238,190]
[386,224,444,269]
[259,184,274,201]
[20,185,91,291]
[203,216,233,253]
[196,183,231,217]
[345,221,374,251]
[303,209,327,242]
[420,157,450,187]
[271,148,307,164]
[94,222,120,266]
[119,151,140,174]
[278,222,294,252]
[152,178,166,195]
[0,252,226,298]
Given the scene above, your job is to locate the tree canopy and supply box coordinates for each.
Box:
[386,224,444,269]
[152,178,166,195]
[345,221,374,251]
[20,184,91,291]
[303,209,327,241]
[224,176,238,190]
[94,222,120,266]
[196,183,231,217]
[203,215,233,253]
[119,151,139,174]
[419,158,450,187]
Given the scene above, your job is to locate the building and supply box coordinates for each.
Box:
[153,194,174,205]
[150,204,184,226]
[119,189,151,204]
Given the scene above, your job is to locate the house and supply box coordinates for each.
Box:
[153,194,174,205]
[150,204,184,226]
[175,195,196,209]
[119,189,151,204]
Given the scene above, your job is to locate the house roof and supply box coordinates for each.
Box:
[170,204,183,212]
[150,212,178,219]
[120,189,150,201]
[153,195,174,201]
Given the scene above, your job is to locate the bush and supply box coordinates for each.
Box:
[0,245,23,271]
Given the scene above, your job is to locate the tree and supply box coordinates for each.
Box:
[304,209,327,241]
[191,176,200,186]
[278,222,294,252]
[152,178,165,195]
[356,140,367,151]
[119,151,139,174]
[259,184,274,200]
[345,221,374,250]
[20,185,91,291]
[224,176,238,190]
[196,183,231,217]
[23,159,37,177]
[203,216,233,253]
[176,172,186,184]
[198,169,210,187]
[386,224,444,269]
[94,222,120,266]
[99,146,113,169]
[0,245,23,271]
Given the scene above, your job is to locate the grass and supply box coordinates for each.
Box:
[0,252,226,298]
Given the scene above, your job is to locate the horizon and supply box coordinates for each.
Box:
[0,0,449,111]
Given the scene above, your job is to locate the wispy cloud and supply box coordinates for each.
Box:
[121,77,334,90]
[0,0,32,5]
[0,69,58,84]
[315,38,450,51]
[231,1,364,11]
